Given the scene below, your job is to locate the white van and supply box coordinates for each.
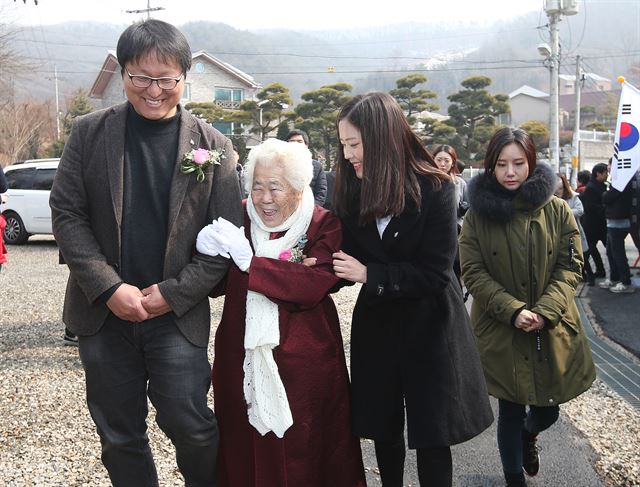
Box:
[2,159,59,244]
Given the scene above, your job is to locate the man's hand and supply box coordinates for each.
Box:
[141,284,172,319]
[106,284,150,322]
[332,250,367,283]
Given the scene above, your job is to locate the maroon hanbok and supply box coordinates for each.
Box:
[211,205,366,487]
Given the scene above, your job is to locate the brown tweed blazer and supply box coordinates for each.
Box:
[50,102,243,347]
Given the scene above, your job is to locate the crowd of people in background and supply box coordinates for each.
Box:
[0,17,635,487]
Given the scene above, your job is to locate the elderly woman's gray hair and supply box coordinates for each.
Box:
[243,138,313,195]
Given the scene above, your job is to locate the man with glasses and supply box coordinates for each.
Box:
[50,19,242,486]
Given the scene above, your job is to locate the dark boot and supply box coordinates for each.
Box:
[504,470,527,487]
[522,430,540,477]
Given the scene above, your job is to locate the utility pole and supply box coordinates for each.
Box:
[570,55,582,186]
[543,0,579,172]
[125,1,165,19]
[548,10,560,172]
[54,65,60,140]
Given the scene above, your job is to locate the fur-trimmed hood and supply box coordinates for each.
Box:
[467,162,557,223]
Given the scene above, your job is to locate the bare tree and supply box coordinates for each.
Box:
[0,4,30,109]
[0,101,52,165]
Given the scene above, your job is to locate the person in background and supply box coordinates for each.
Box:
[196,138,366,486]
[323,167,336,211]
[49,19,243,486]
[555,173,594,286]
[579,163,609,279]
[432,144,469,228]
[285,129,327,206]
[233,147,247,197]
[576,169,590,194]
[459,127,595,487]
[333,92,493,487]
[599,158,636,293]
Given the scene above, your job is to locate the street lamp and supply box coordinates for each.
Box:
[257,99,269,141]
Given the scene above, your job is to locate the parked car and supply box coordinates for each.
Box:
[2,159,59,244]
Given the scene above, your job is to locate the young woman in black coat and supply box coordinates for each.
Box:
[332,92,493,487]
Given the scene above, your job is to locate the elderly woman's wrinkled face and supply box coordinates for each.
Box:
[494,143,530,191]
[251,162,303,228]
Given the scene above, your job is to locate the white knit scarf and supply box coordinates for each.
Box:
[243,187,315,438]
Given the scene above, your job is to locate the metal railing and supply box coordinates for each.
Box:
[579,129,615,142]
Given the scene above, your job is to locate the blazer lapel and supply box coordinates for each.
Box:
[105,103,128,231]
[166,112,201,239]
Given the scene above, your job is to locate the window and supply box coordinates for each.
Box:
[32,168,57,190]
[213,122,233,135]
[214,87,243,109]
[182,83,191,101]
[6,168,35,190]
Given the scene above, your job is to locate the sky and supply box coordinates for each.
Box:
[3,0,543,31]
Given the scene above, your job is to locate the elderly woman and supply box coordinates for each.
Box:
[196,138,366,487]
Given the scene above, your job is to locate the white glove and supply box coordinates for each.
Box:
[213,217,253,272]
[196,222,230,258]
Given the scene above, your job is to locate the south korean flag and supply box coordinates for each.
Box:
[611,78,640,191]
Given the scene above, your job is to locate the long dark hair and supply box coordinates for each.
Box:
[483,127,537,177]
[333,92,448,225]
[432,144,459,175]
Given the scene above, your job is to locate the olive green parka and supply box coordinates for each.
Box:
[459,163,596,406]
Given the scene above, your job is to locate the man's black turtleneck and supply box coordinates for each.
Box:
[121,104,180,291]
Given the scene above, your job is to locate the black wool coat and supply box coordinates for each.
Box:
[340,176,493,448]
[579,180,607,242]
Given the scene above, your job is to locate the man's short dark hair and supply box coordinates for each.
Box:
[286,129,310,146]
[577,170,591,185]
[117,19,192,76]
[592,163,608,178]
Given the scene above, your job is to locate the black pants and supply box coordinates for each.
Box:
[374,435,452,487]
[497,399,559,475]
[78,317,219,487]
[585,236,606,275]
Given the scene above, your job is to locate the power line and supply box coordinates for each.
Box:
[26,64,544,77]
[13,25,540,51]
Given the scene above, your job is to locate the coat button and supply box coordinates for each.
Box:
[394,232,399,238]
[376,285,384,296]
[393,284,400,291]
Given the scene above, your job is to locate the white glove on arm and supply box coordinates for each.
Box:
[213,217,254,272]
[196,222,230,258]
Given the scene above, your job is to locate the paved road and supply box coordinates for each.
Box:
[360,293,607,487]
[360,395,604,487]
[578,239,640,358]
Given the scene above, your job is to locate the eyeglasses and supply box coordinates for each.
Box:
[126,70,183,90]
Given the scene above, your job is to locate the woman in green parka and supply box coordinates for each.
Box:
[459,128,596,487]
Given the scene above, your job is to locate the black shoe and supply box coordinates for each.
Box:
[587,276,596,286]
[504,470,527,487]
[522,430,540,477]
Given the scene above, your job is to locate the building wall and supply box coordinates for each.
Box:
[99,75,126,109]
[509,95,549,127]
[187,58,258,104]
[579,139,613,172]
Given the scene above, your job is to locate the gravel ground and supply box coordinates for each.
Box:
[1,237,639,486]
